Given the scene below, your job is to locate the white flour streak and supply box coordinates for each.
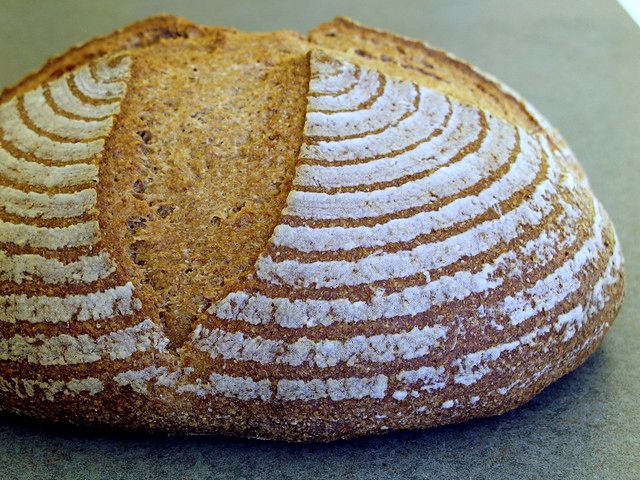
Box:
[94,56,131,83]
[276,374,388,401]
[306,79,418,138]
[73,65,125,100]
[0,319,168,365]
[0,145,97,187]
[0,376,103,401]
[177,374,272,401]
[293,103,477,189]
[0,186,96,219]
[48,76,121,119]
[0,282,140,323]
[260,173,555,288]
[286,115,513,220]
[23,88,113,140]
[0,219,99,249]
[309,55,358,95]
[0,250,115,284]
[500,202,605,326]
[308,68,381,112]
[275,133,540,252]
[0,98,104,161]
[301,88,449,163]
[191,323,448,368]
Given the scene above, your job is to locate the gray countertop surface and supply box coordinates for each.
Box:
[0,1,638,479]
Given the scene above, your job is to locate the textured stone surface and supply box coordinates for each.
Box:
[0,0,638,478]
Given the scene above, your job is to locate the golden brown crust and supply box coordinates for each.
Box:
[0,15,212,104]
[0,15,625,442]
[308,17,540,131]
[101,30,309,348]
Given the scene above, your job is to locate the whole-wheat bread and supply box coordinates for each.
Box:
[0,15,624,442]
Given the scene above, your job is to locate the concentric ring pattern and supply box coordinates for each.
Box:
[173,50,622,407]
[0,55,170,402]
[0,46,624,439]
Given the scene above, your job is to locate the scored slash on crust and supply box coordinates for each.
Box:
[0,56,160,380]
[0,40,624,440]
[195,50,622,403]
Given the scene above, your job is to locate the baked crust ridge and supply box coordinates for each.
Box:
[0,15,624,442]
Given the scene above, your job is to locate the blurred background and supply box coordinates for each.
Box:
[0,1,638,479]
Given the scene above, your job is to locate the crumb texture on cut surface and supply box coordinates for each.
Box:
[0,16,625,442]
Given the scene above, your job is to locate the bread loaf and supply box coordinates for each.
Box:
[0,15,624,442]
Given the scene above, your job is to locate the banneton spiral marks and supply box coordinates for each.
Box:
[0,16,624,442]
